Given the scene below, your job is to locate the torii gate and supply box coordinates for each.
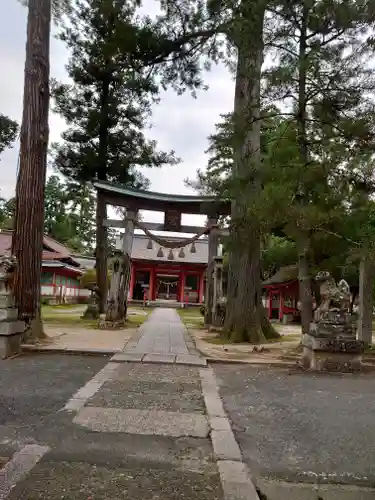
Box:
[93,181,230,327]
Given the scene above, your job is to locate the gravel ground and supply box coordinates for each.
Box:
[8,460,221,500]
[87,379,206,413]
[0,355,222,500]
[214,364,375,488]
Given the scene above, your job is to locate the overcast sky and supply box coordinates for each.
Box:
[0,1,234,225]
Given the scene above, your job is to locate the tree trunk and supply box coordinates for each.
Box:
[105,212,135,322]
[12,0,51,341]
[95,79,110,313]
[358,254,374,347]
[298,243,313,335]
[296,1,313,335]
[224,1,275,342]
[204,218,219,326]
[96,191,107,313]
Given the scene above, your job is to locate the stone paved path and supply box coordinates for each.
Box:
[112,308,207,366]
[130,308,189,355]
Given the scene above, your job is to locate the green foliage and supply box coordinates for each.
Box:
[0,196,15,229]
[79,267,111,289]
[191,1,375,289]
[261,0,375,236]
[1,175,97,253]
[51,0,179,187]
[0,113,18,158]
[261,236,298,280]
[43,175,96,253]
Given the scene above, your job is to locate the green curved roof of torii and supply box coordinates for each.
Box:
[93,180,231,215]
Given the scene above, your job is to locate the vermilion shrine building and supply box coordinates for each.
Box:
[127,234,208,304]
[262,265,300,323]
[0,229,88,301]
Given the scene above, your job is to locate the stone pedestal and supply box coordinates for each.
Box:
[0,291,25,359]
[301,312,363,373]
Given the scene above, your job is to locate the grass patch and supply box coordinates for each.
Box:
[42,304,84,312]
[205,335,234,345]
[177,307,202,319]
[178,307,204,329]
[126,314,148,327]
[42,308,149,329]
[204,333,300,345]
[42,314,99,329]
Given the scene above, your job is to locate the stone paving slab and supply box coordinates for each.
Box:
[22,345,120,355]
[111,352,145,362]
[0,444,50,500]
[176,354,207,366]
[7,460,224,500]
[211,429,243,461]
[74,407,210,437]
[124,308,195,356]
[218,461,260,500]
[143,353,177,364]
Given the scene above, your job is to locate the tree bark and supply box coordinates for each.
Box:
[105,212,135,322]
[96,191,107,313]
[95,78,110,313]
[12,0,51,341]
[357,255,374,347]
[298,243,313,335]
[296,1,313,335]
[204,218,219,326]
[224,1,279,342]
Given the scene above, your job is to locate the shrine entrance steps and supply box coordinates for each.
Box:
[111,308,207,367]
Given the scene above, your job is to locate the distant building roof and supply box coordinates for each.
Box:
[130,234,208,264]
[262,265,299,286]
[42,261,83,275]
[0,230,80,266]
[72,255,96,269]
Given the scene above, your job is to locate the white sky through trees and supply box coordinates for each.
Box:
[0,0,234,229]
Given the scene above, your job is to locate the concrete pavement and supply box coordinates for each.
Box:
[0,310,258,500]
[214,364,375,499]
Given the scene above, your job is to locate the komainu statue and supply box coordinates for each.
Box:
[314,271,350,321]
[0,253,17,293]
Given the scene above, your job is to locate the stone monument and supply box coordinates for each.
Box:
[0,254,25,359]
[301,272,363,372]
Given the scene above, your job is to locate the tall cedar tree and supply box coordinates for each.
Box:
[147,0,281,341]
[261,0,375,334]
[53,0,178,312]
[12,0,51,341]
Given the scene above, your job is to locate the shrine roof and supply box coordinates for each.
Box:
[130,234,208,264]
[0,230,81,267]
[262,265,298,286]
[94,181,231,215]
